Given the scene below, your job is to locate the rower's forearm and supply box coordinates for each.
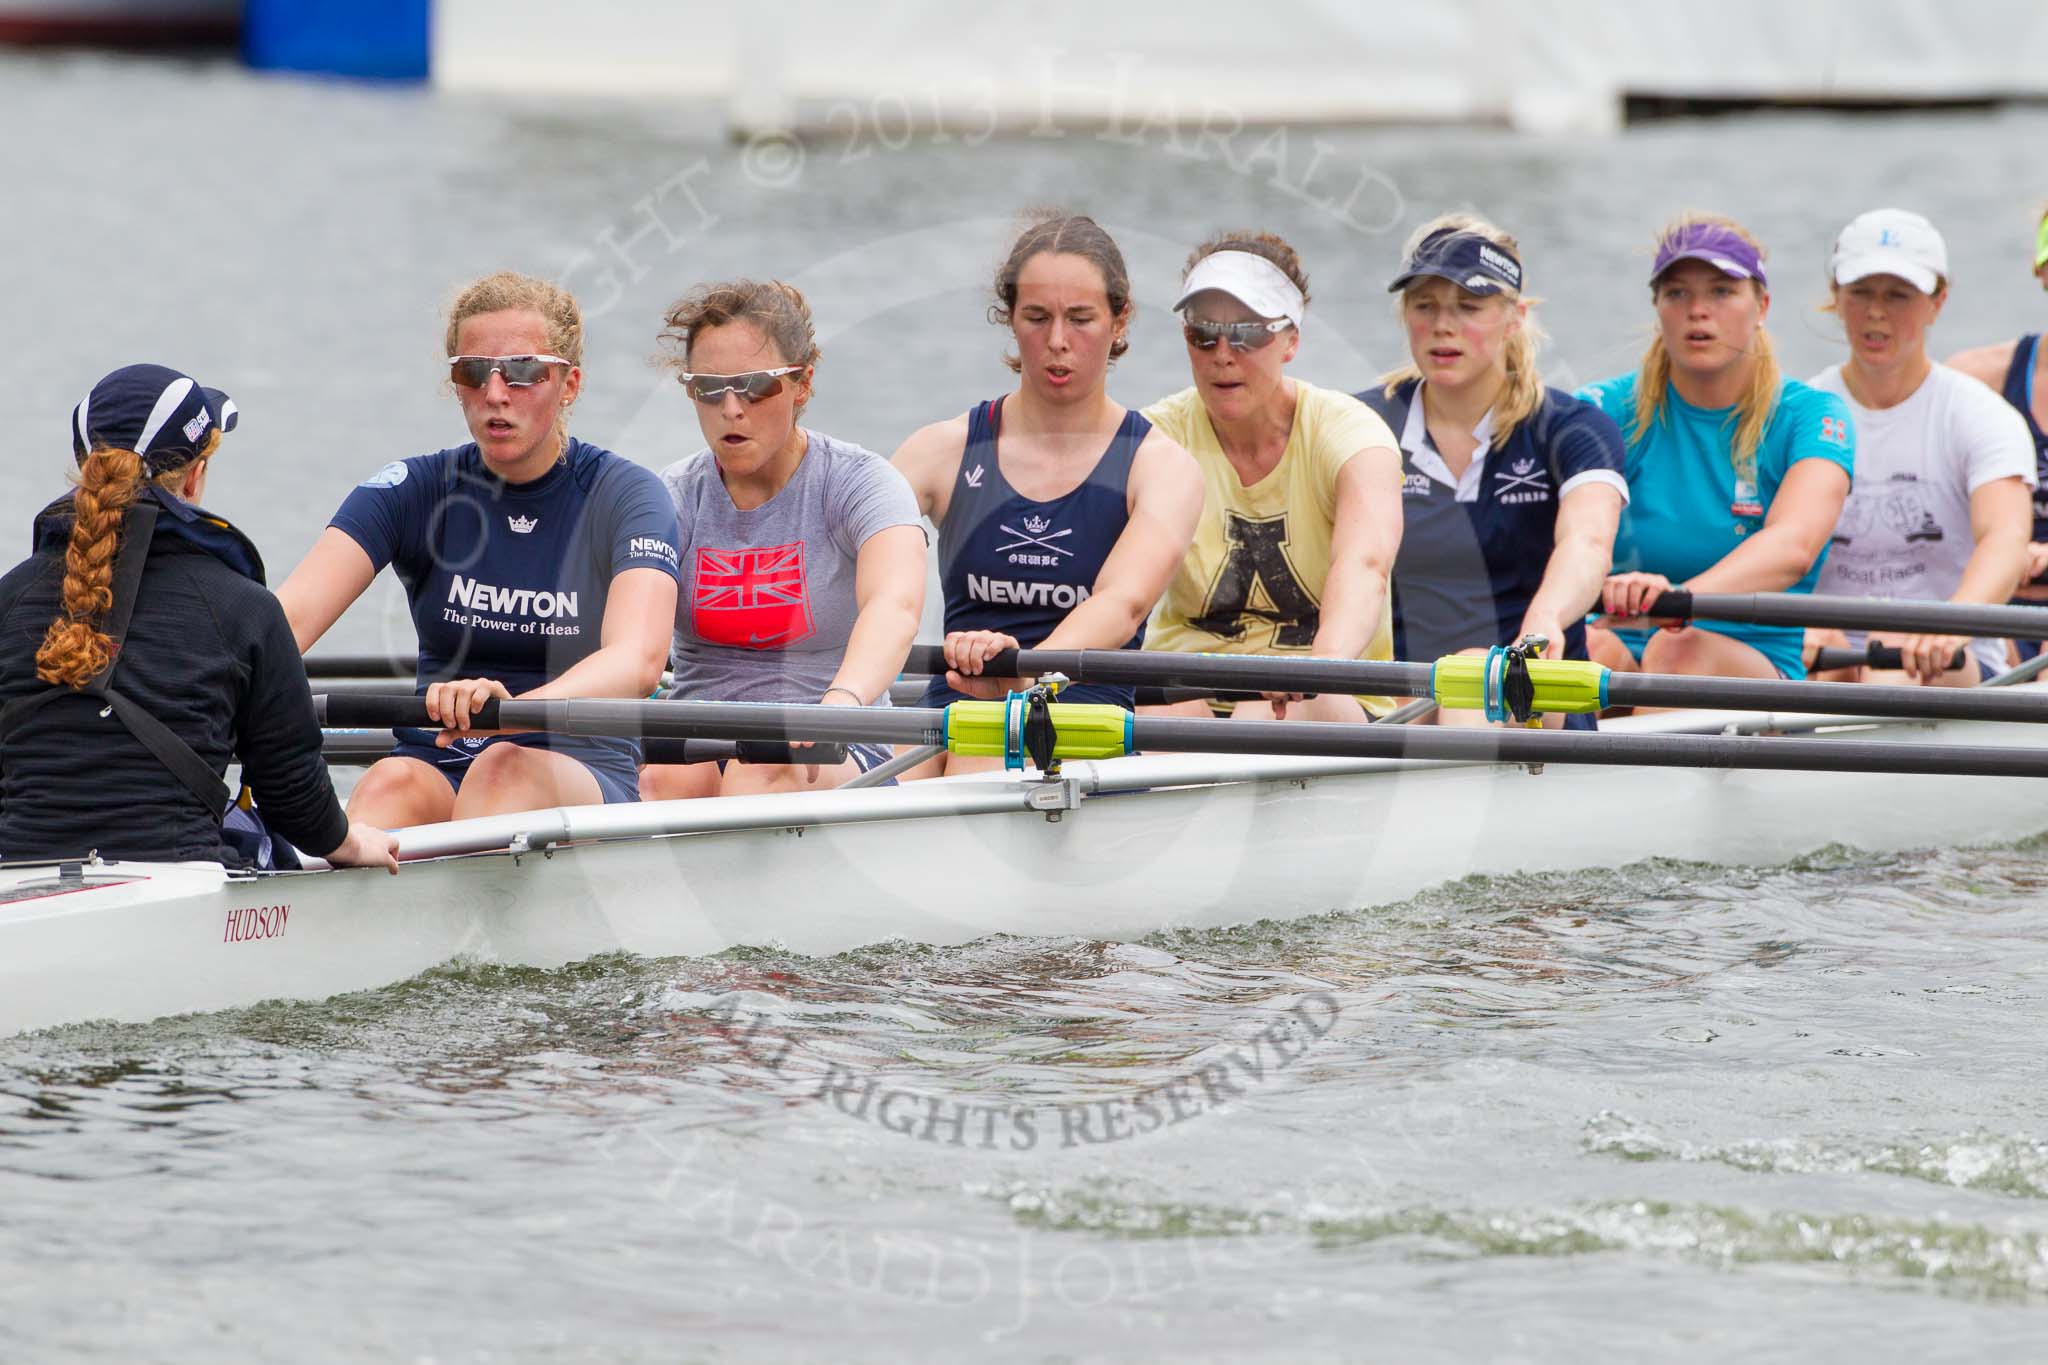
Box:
[1953,533,2030,606]
[832,601,921,703]
[522,642,669,701]
[1684,530,1823,594]
[1307,562,1388,661]
[1523,536,1610,630]
[1038,594,1152,652]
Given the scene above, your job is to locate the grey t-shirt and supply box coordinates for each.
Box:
[663,430,924,703]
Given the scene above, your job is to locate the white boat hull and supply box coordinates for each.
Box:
[4,706,2044,1037]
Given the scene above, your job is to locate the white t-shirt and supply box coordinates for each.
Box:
[1810,362,2037,677]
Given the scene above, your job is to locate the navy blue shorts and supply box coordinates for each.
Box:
[387,731,641,804]
[915,678,1135,710]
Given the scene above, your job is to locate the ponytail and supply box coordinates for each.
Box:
[35,433,216,689]
[36,447,145,688]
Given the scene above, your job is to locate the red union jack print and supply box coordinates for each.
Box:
[693,542,815,648]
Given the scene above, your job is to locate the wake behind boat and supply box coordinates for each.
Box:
[8,694,2048,1038]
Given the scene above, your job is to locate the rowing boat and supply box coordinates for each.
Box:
[6,692,2047,1038]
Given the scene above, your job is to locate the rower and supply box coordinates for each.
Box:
[1581,214,1855,683]
[0,364,396,871]
[1944,205,2048,659]
[276,272,682,825]
[1806,209,2035,687]
[1359,215,1627,730]
[638,279,927,799]
[890,212,1202,777]
[1140,230,1402,723]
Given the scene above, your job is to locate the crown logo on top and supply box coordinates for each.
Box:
[507,514,538,534]
[1023,514,1051,535]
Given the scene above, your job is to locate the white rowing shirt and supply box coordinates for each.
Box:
[1809,362,2036,677]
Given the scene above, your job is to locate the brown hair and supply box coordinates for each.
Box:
[989,211,1132,373]
[446,271,584,365]
[1181,229,1311,308]
[1376,212,1548,440]
[36,436,217,688]
[1634,213,1781,479]
[658,278,821,373]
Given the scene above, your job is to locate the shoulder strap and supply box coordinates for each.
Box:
[90,502,157,690]
[0,503,231,816]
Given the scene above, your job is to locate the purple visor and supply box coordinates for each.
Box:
[1649,223,1768,288]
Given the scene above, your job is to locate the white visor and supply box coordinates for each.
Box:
[1173,250,1305,330]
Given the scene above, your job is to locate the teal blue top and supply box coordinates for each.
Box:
[1577,373,1855,679]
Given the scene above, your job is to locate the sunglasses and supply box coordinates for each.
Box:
[1182,316,1293,352]
[677,366,806,404]
[448,355,572,388]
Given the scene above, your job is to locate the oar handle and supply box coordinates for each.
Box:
[1810,644,1967,673]
[316,694,848,766]
[1645,590,2048,640]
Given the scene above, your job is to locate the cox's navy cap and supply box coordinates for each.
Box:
[71,364,239,476]
[1388,229,1523,296]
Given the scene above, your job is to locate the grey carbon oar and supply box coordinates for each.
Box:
[313,693,2048,781]
[315,730,841,767]
[1646,590,2048,641]
[901,645,2048,726]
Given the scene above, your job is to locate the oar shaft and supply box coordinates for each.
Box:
[1649,590,2048,641]
[1129,716,2048,780]
[305,654,418,679]
[318,693,944,747]
[908,643,2047,726]
[1603,671,2046,722]
[315,692,2048,782]
[901,644,1434,699]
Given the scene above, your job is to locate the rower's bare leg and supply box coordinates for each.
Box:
[1584,625,1638,672]
[718,756,863,796]
[1632,627,1778,712]
[1858,630,1982,689]
[639,762,721,801]
[347,756,456,828]
[1138,700,1214,718]
[896,749,1010,780]
[1228,694,1370,724]
[450,744,602,819]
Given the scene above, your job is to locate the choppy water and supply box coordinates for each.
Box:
[6,48,2048,1363]
[6,843,2048,1361]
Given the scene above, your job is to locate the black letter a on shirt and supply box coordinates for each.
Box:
[1190,512,1319,647]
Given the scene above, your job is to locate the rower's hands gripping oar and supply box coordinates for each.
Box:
[1600,572,1687,630]
[426,677,517,745]
[940,629,1030,700]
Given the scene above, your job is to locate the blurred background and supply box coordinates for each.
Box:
[5,0,2046,653]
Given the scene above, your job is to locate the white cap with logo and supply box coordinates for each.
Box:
[1831,208,1948,294]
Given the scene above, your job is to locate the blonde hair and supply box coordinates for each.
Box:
[1377,212,1547,440]
[1633,213,1780,480]
[445,271,584,365]
[36,436,216,689]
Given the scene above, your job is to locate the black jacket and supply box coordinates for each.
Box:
[0,490,349,862]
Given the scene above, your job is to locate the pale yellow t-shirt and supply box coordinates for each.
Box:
[1141,381,1400,714]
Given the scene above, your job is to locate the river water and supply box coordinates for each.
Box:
[3,49,2048,1363]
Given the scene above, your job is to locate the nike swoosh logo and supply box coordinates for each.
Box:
[747,632,783,644]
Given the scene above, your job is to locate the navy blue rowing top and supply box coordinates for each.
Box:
[1360,379,1626,664]
[1999,333,2048,553]
[934,397,1150,649]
